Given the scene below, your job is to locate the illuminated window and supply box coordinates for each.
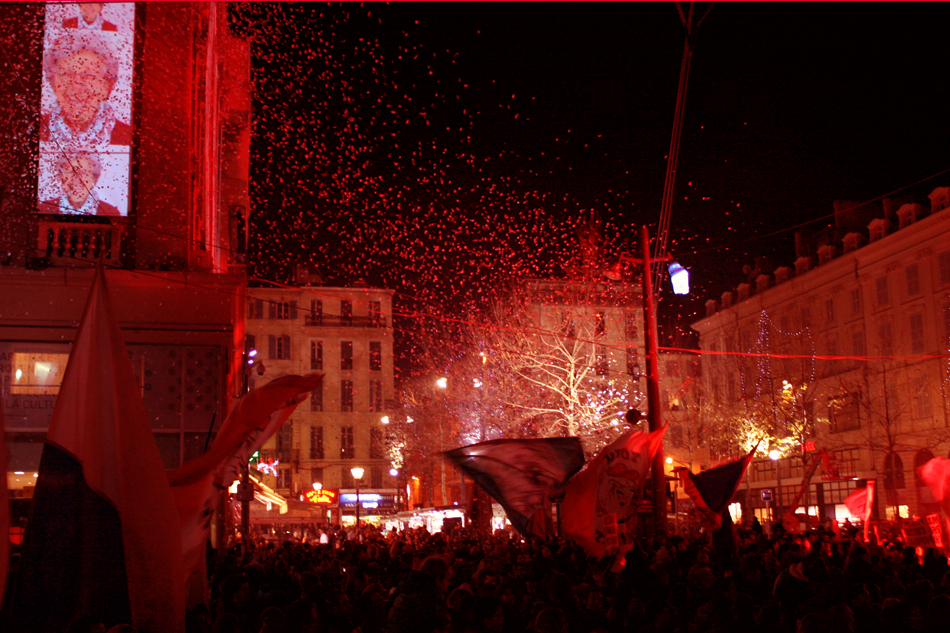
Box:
[10,353,69,395]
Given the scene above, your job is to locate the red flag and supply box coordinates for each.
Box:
[10,265,185,632]
[167,373,322,608]
[844,486,869,519]
[561,427,666,560]
[919,457,950,516]
[679,450,754,530]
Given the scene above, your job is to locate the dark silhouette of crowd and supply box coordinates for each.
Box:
[24,520,950,633]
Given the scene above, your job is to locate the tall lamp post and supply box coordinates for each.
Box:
[769,449,782,526]
[351,466,364,542]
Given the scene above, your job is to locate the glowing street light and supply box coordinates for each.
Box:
[435,376,448,389]
[351,466,364,541]
[668,262,690,295]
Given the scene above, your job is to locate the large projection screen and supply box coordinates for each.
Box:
[37,2,135,218]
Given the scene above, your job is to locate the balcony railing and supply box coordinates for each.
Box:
[304,314,387,328]
[38,220,123,267]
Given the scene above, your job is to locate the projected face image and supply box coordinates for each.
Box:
[38,2,135,217]
[51,49,113,134]
[61,154,98,208]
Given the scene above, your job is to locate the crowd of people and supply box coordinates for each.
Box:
[52,519,950,633]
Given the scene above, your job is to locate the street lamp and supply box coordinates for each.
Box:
[350,466,364,541]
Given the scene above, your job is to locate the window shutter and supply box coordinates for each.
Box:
[268,335,276,359]
[290,300,298,320]
[268,300,277,319]
[282,334,291,359]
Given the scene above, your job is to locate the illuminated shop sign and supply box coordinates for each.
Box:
[303,488,339,505]
[38,2,136,217]
[339,493,396,510]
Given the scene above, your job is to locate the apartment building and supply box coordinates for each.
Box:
[693,186,950,523]
[246,282,396,521]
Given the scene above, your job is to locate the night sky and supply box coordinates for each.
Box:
[232,2,950,358]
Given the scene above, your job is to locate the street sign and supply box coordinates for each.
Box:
[761,489,773,502]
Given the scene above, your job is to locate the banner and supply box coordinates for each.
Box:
[678,449,754,530]
[560,427,666,561]
[445,437,584,537]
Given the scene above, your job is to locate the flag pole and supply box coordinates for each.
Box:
[641,224,667,535]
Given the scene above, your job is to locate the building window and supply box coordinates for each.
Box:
[310,384,323,412]
[310,340,323,370]
[341,300,353,324]
[595,348,608,376]
[832,449,860,478]
[826,339,838,375]
[341,380,354,412]
[561,311,576,339]
[626,348,639,377]
[340,426,355,459]
[306,299,323,325]
[876,276,889,307]
[247,299,263,319]
[939,251,950,286]
[370,427,384,459]
[310,467,324,488]
[625,311,638,339]
[245,334,256,357]
[310,426,324,459]
[801,306,812,329]
[268,334,291,360]
[276,423,293,461]
[369,342,382,371]
[851,330,866,358]
[878,322,893,356]
[371,466,383,489]
[910,312,925,354]
[829,393,860,433]
[369,380,383,412]
[915,374,932,418]
[905,263,920,296]
[276,468,291,490]
[269,300,296,320]
[594,311,606,337]
[341,467,355,488]
[369,301,383,326]
[825,298,835,324]
[341,341,353,370]
[850,288,861,315]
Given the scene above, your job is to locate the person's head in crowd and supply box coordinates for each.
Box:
[211,614,242,633]
[44,31,119,133]
[532,607,568,633]
[825,604,855,633]
[105,626,137,633]
[470,597,505,633]
[796,612,832,633]
[56,151,101,210]
[419,555,452,592]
